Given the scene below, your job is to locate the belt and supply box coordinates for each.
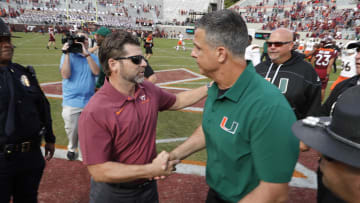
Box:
[0,141,40,154]
[109,180,154,189]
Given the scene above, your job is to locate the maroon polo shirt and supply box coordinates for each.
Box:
[78,79,176,166]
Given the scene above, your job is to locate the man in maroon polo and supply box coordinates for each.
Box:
[78,31,208,203]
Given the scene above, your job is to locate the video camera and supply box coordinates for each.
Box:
[61,32,85,53]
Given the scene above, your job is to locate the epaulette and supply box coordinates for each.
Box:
[12,63,38,80]
[25,65,36,78]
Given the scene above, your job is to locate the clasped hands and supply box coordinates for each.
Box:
[148,151,180,181]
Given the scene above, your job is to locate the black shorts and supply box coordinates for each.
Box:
[145,47,153,54]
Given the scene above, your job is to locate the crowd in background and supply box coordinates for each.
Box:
[0,0,161,29]
[231,0,360,40]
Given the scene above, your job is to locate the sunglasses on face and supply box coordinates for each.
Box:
[114,55,145,65]
[266,41,292,47]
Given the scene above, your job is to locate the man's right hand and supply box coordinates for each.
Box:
[62,43,69,53]
[149,151,180,180]
[300,141,310,152]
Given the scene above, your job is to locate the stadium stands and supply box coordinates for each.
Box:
[230,0,360,40]
[0,0,358,40]
[0,0,220,30]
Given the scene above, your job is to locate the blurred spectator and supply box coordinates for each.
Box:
[245,35,261,66]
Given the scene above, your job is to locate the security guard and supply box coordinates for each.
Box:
[0,18,55,202]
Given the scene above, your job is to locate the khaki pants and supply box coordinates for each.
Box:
[62,106,83,159]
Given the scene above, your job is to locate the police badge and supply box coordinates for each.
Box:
[20,75,30,87]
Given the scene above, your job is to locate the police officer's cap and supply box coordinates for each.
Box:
[0,18,20,38]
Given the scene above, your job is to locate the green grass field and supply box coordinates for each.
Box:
[11,32,340,162]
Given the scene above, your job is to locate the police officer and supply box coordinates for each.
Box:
[0,18,55,202]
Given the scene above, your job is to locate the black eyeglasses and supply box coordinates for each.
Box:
[114,55,145,65]
[266,41,292,47]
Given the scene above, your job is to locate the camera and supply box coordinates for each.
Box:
[61,32,85,53]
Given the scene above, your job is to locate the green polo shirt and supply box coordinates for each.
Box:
[203,64,299,203]
[263,41,268,53]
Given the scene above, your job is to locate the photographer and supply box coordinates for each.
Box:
[60,30,100,161]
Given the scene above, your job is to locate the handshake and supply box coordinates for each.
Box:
[148,151,181,180]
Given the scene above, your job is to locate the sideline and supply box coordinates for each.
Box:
[41,145,317,189]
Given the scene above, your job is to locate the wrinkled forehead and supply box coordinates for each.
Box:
[269,31,292,41]
[124,43,142,55]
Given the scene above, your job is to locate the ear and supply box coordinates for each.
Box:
[108,58,118,72]
[288,42,294,51]
[216,46,227,63]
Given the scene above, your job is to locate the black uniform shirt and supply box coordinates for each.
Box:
[0,67,10,137]
[0,63,55,144]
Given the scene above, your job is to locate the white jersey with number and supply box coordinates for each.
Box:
[305,41,315,51]
[340,52,357,78]
[245,44,261,66]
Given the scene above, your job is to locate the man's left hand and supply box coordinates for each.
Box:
[44,142,55,161]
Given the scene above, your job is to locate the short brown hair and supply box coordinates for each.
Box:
[99,31,140,77]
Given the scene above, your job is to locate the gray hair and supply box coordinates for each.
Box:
[196,10,249,57]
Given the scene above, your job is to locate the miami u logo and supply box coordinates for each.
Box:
[265,77,289,94]
[278,78,289,94]
[220,116,239,134]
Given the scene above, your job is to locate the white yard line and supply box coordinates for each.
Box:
[29,64,60,67]
[182,107,203,112]
[157,78,205,86]
[45,94,63,98]
[40,81,62,86]
[160,86,191,91]
[290,163,317,189]
[156,137,188,144]
[152,64,198,68]
[180,68,206,79]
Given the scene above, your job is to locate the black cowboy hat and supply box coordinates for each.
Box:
[292,86,360,168]
[0,17,20,38]
[347,41,360,49]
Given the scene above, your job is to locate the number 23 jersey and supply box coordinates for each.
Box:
[313,48,337,70]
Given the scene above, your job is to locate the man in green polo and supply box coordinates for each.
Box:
[261,35,269,62]
[88,27,112,89]
[169,10,299,203]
